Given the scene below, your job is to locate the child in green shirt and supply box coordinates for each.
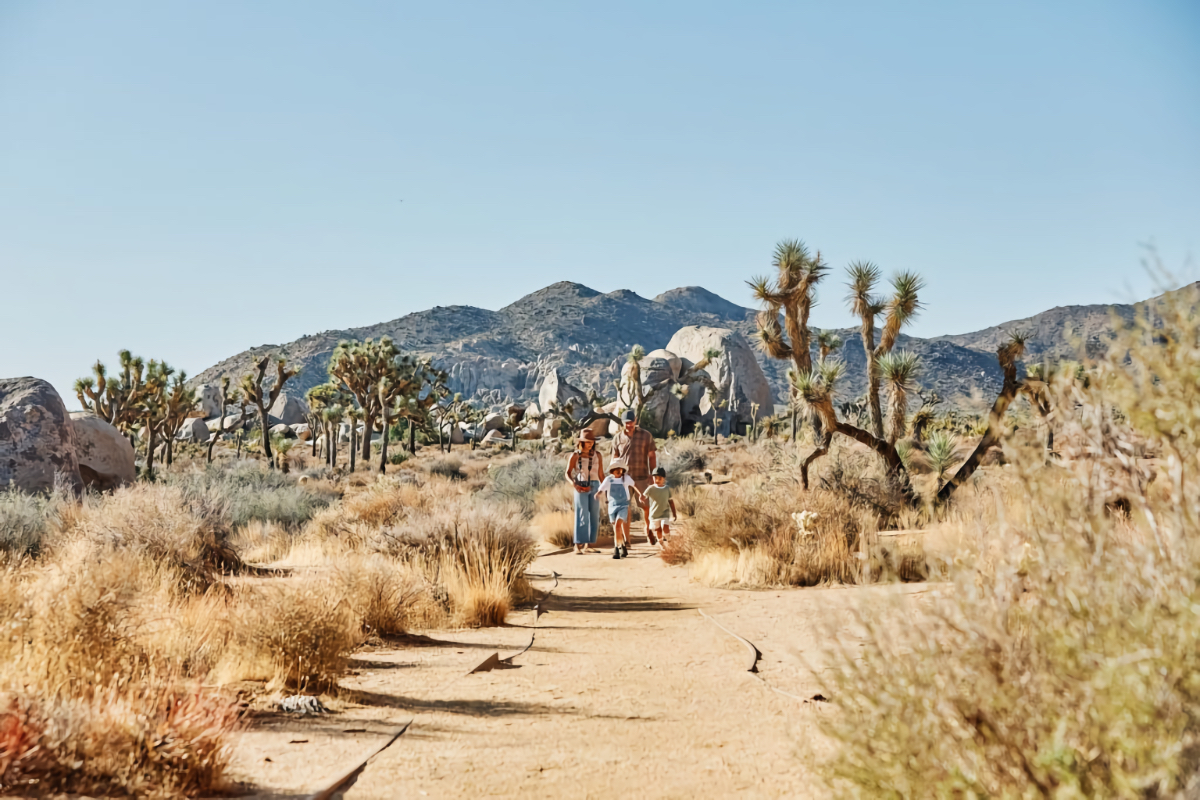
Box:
[642,466,676,545]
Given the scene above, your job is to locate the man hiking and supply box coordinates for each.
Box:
[611,409,659,543]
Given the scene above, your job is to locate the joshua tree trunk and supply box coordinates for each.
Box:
[935,340,1025,505]
[378,408,390,473]
[165,437,174,467]
[144,422,156,481]
[800,432,832,490]
[330,427,337,469]
[207,400,227,464]
[254,400,273,467]
[408,418,415,454]
[350,427,357,471]
[361,411,376,464]
[236,432,243,459]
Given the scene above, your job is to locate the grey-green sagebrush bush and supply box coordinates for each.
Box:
[483,453,565,514]
[0,489,65,557]
[165,462,336,529]
[816,286,1200,797]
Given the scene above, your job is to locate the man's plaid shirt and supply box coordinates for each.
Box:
[611,427,656,481]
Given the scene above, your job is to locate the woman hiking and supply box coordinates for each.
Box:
[565,429,604,554]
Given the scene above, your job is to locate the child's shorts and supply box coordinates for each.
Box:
[609,504,629,522]
[648,517,669,531]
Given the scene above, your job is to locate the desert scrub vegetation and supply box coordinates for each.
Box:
[813,286,1200,796]
[307,471,538,627]
[165,460,337,529]
[0,456,539,795]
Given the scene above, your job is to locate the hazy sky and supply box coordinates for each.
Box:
[2,1,1197,405]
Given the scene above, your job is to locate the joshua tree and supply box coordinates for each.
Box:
[935,334,1032,503]
[207,377,248,464]
[877,350,921,445]
[749,240,829,442]
[816,329,843,363]
[274,437,295,474]
[239,355,298,469]
[75,350,150,445]
[329,338,401,465]
[322,405,344,468]
[377,355,442,472]
[346,405,362,470]
[926,431,959,483]
[846,262,924,440]
[138,360,172,481]
[305,382,343,460]
[159,370,198,467]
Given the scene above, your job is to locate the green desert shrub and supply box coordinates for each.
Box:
[165,462,335,529]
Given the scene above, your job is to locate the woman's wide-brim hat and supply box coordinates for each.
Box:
[607,457,628,474]
[578,429,596,443]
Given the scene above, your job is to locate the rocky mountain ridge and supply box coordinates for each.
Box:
[192,281,1197,413]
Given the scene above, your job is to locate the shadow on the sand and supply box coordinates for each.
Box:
[548,594,695,614]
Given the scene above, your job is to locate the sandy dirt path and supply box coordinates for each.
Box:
[224,536,929,799]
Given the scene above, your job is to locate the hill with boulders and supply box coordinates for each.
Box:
[191,281,1199,414]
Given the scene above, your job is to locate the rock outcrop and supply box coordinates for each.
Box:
[268,393,309,426]
[68,411,135,490]
[196,384,222,418]
[619,348,683,434]
[175,417,210,443]
[0,377,83,494]
[666,326,774,435]
[538,369,590,421]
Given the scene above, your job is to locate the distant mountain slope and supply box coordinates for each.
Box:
[191,282,1197,414]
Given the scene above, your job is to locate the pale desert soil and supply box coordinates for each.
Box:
[221,532,932,799]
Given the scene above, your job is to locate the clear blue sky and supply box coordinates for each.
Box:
[2,1,1197,405]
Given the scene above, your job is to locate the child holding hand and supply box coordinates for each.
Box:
[597,459,641,559]
[643,466,677,545]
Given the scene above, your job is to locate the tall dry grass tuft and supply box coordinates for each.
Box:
[681,482,863,587]
[815,282,1200,796]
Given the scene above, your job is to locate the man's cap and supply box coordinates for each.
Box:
[621,410,636,422]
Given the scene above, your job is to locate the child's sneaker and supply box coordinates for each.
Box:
[620,545,629,559]
[613,547,621,559]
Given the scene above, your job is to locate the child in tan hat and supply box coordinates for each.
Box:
[597,458,641,559]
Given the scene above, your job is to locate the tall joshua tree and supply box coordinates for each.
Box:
[160,370,198,467]
[346,405,362,471]
[207,377,248,464]
[139,360,172,481]
[877,350,921,445]
[750,239,829,441]
[329,338,404,464]
[323,404,344,468]
[75,350,150,445]
[846,262,924,439]
[239,355,298,469]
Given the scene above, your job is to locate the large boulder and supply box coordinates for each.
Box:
[440,423,466,445]
[268,393,309,426]
[290,423,311,441]
[481,429,508,446]
[666,326,774,435]
[196,384,222,418]
[68,412,135,491]
[482,412,507,433]
[619,349,683,434]
[538,369,590,421]
[176,417,210,443]
[270,423,296,439]
[0,378,83,494]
